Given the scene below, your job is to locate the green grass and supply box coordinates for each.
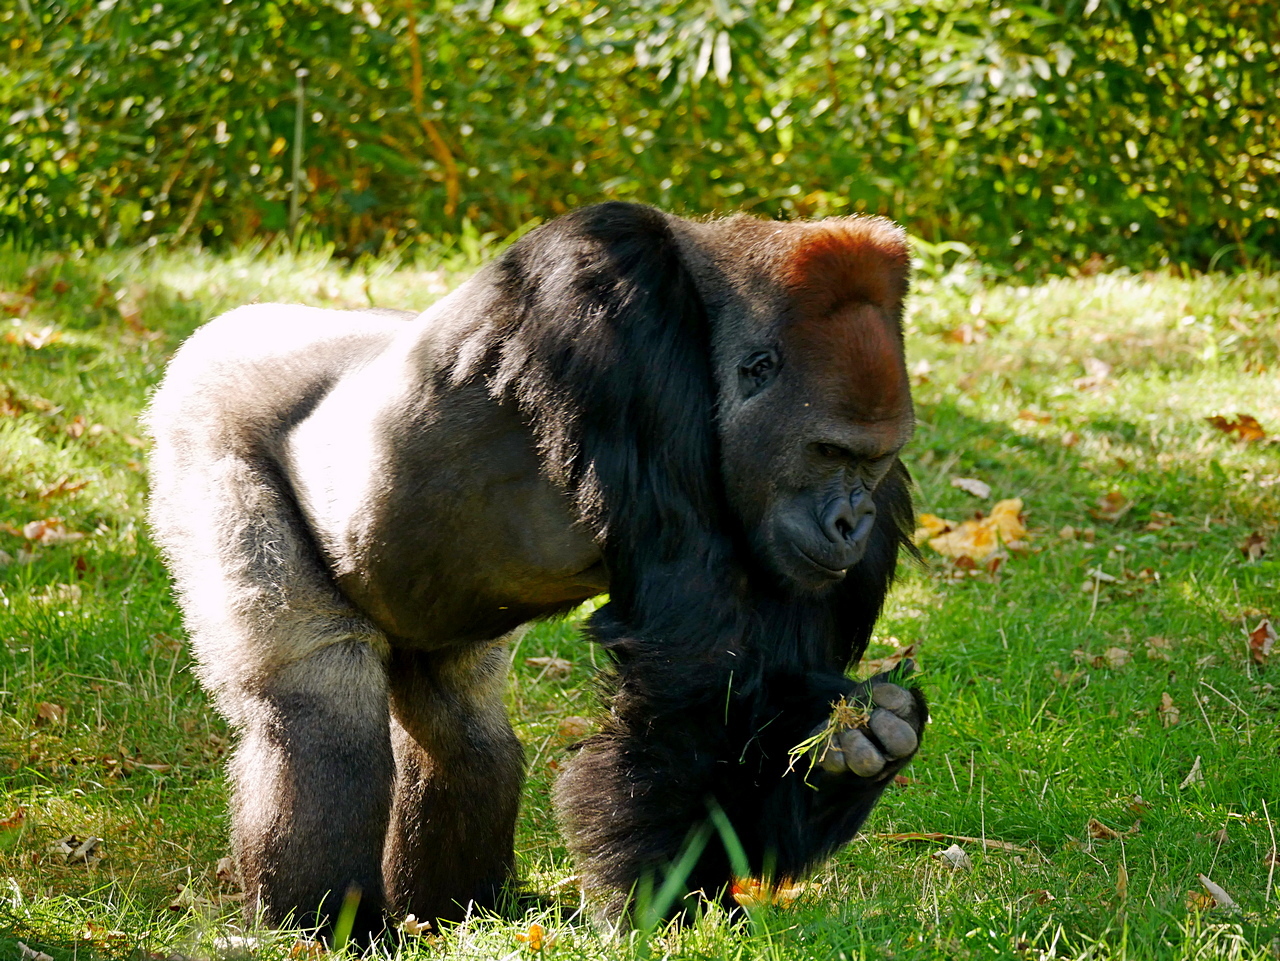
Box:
[0,241,1277,960]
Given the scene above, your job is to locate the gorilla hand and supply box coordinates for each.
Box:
[808,665,926,781]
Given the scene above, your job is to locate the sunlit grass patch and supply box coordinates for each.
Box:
[1,246,1277,959]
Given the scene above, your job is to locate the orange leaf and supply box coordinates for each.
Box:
[1206,414,1267,442]
[1249,620,1275,666]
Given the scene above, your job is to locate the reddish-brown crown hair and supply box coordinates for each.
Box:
[781,217,913,422]
[783,217,910,318]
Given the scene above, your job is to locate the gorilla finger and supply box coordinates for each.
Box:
[837,729,886,778]
[818,738,847,774]
[870,683,915,719]
[869,708,919,758]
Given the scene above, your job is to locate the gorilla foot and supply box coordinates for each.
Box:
[808,679,925,780]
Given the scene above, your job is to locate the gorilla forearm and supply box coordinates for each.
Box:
[556,661,925,921]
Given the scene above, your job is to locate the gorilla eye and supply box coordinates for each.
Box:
[815,443,848,460]
[738,349,780,398]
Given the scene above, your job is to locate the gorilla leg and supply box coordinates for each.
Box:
[230,641,393,940]
[383,642,525,924]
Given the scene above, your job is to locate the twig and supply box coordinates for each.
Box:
[1264,798,1277,906]
[1193,691,1218,745]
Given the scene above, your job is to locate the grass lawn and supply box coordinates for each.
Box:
[0,241,1277,960]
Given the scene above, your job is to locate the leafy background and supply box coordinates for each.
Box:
[2,0,1277,273]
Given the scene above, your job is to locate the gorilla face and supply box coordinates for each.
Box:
[719,300,914,593]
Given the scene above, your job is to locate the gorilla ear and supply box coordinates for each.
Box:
[738,349,781,399]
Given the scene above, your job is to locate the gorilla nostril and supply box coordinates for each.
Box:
[835,516,853,540]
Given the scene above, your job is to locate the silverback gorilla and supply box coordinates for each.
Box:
[146,202,927,939]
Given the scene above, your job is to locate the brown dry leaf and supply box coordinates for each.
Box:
[11,326,61,349]
[1116,861,1129,901]
[1159,692,1180,728]
[1087,818,1122,841]
[1145,511,1176,531]
[951,477,991,499]
[288,939,325,959]
[1028,889,1055,905]
[1186,889,1216,912]
[50,835,102,864]
[37,476,91,499]
[1264,849,1279,868]
[35,702,65,726]
[1249,620,1276,666]
[1241,532,1268,561]
[1099,647,1132,669]
[0,807,26,832]
[1145,636,1174,661]
[1207,414,1267,443]
[514,922,556,949]
[1018,409,1052,424]
[22,518,85,545]
[17,944,54,961]
[1089,491,1131,523]
[524,656,572,680]
[860,640,917,676]
[557,716,591,740]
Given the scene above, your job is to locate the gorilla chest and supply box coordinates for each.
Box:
[284,392,606,646]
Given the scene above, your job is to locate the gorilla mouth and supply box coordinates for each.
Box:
[795,546,850,580]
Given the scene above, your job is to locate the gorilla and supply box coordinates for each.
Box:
[146,202,926,939]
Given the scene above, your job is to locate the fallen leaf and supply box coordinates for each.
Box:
[1159,693,1180,728]
[932,843,972,870]
[1241,532,1268,561]
[951,477,991,499]
[515,922,556,949]
[916,499,1029,561]
[1249,620,1275,666]
[1087,818,1122,840]
[1145,511,1176,531]
[1017,409,1052,424]
[50,835,102,864]
[1073,357,1112,390]
[731,877,813,908]
[1100,647,1131,669]
[557,716,591,740]
[859,640,916,676]
[401,913,431,936]
[1197,874,1237,910]
[37,477,91,499]
[17,943,53,961]
[1145,636,1174,661]
[524,656,572,680]
[35,702,66,726]
[1207,414,1267,443]
[1186,888,1216,912]
[215,856,236,885]
[1089,491,1131,523]
[0,807,26,831]
[21,518,85,545]
[1179,755,1203,789]
[1116,861,1128,901]
[1127,795,1151,816]
[893,774,913,786]
[287,939,325,959]
[1028,889,1055,905]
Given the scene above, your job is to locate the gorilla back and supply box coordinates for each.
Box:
[146,202,926,938]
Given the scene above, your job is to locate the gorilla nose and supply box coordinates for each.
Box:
[821,491,877,562]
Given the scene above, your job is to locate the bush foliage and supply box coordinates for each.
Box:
[2,0,1276,271]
